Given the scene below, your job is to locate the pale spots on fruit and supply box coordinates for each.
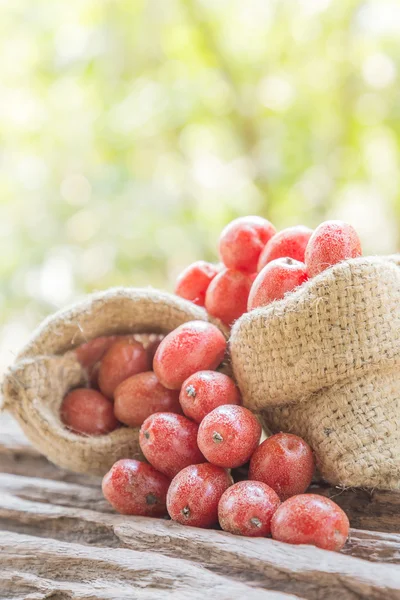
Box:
[250,517,262,528]
[146,493,158,505]
[182,506,191,518]
[186,385,196,398]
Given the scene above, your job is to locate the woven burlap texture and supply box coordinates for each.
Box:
[2,287,228,476]
[230,256,400,490]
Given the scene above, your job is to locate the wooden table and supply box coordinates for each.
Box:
[0,413,399,600]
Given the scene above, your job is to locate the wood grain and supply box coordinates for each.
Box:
[0,414,399,599]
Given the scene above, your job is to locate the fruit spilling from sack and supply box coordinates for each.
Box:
[175,217,362,325]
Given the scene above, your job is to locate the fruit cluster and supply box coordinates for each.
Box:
[175,217,362,326]
[77,320,352,552]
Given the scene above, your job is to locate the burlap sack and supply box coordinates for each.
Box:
[230,256,400,490]
[2,288,228,476]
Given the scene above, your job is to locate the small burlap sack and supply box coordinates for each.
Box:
[230,256,400,489]
[2,288,228,476]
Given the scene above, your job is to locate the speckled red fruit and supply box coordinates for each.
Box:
[205,269,253,326]
[98,339,149,399]
[153,321,226,390]
[61,388,119,435]
[248,258,308,311]
[219,216,276,273]
[258,226,313,271]
[167,463,233,528]
[305,220,362,278]
[114,372,182,428]
[197,405,261,468]
[175,261,220,306]
[180,371,241,424]
[139,412,204,478]
[271,494,350,551]
[145,335,163,365]
[75,335,119,370]
[102,459,170,516]
[218,480,280,537]
[249,433,315,500]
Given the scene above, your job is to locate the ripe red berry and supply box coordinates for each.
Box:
[205,269,253,326]
[258,226,313,271]
[98,339,150,399]
[175,261,220,306]
[218,480,280,537]
[271,494,350,551]
[114,372,182,428]
[197,405,261,468]
[102,459,170,516]
[305,220,362,278]
[153,321,226,390]
[219,216,276,273]
[61,388,119,436]
[249,433,315,500]
[75,335,120,370]
[167,463,232,528]
[248,258,308,311]
[180,371,241,424]
[139,412,204,478]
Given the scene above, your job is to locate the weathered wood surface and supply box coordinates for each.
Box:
[0,414,399,600]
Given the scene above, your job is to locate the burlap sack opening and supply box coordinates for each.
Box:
[2,288,228,475]
[230,256,400,490]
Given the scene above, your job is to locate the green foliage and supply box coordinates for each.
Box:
[0,0,399,347]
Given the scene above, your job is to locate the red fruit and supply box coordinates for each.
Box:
[180,371,241,424]
[305,220,362,278]
[167,463,232,527]
[75,335,119,370]
[98,339,150,399]
[153,321,226,390]
[249,433,315,500]
[114,372,182,428]
[271,494,350,551]
[102,459,170,516]
[139,412,204,478]
[248,258,308,311]
[219,216,276,273]
[258,226,313,271]
[218,481,280,537]
[175,261,220,306]
[89,362,101,389]
[197,405,261,468]
[61,388,119,436]
[205,269,253,326]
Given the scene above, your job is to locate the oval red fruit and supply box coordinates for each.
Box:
[175,261,220,306]
[139,412,204,478]
[102,459,170,516]
[248,258,308,311]
[205,269,253,326]
[98,339,150,399]
[258,226,313,270]
[249,433,315,500]
[271,493,350,551]
[197,405,261,468]
[305,220,362,277]
[153,321,226,390]
[114,372,182,428]
[180,371,241,424]
[167,463,233,528]
[219,216,276,273]
[218,480,280,537]
[61,388,119,436]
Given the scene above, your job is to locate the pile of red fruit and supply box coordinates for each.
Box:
[59,214,360,550]
[175,217,362,325]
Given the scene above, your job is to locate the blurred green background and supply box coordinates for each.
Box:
[1,0,400,370]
